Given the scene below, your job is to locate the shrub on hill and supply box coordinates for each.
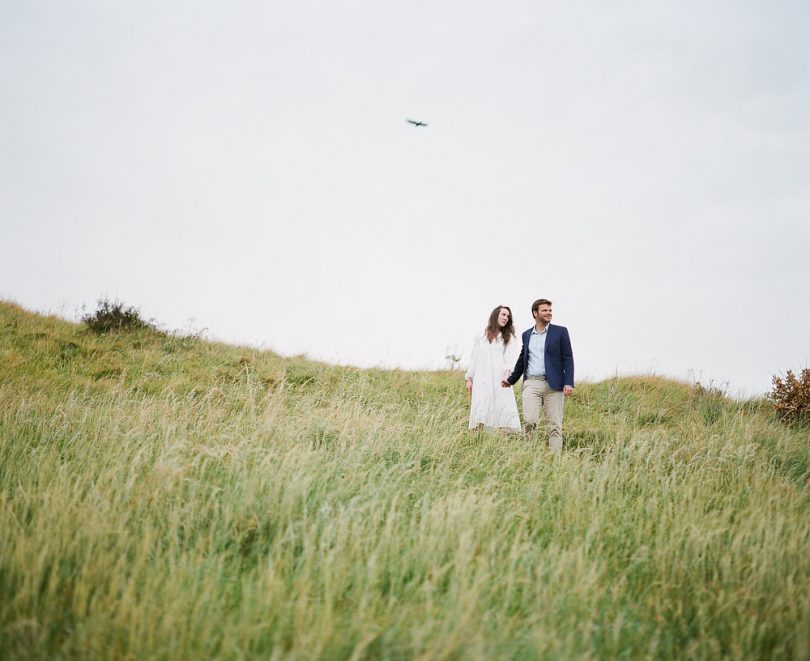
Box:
[770,367,810,425]
[81,297,159,335]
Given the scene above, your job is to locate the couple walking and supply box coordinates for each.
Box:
[465,299,574,451]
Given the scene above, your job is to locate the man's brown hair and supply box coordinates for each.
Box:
[531,298,552,316]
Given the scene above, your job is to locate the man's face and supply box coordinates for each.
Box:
[533,304,552,325]
[497,308,510,328]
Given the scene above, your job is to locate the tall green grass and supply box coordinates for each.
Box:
[1,301,808,659]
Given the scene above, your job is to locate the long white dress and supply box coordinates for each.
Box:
[465,333,521,430]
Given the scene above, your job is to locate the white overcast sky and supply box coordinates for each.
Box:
[2,0,808,395]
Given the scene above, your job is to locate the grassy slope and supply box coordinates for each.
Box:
[1,301,808,659]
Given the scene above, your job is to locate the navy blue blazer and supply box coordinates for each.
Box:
[506,324,574,391]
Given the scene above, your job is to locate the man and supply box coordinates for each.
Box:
[501,298,574,451]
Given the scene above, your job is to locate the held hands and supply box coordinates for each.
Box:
[495,380,572,393]
[501,371,512,388]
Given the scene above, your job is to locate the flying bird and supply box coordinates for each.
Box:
[406,119,428,127]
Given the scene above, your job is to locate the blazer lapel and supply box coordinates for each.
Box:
[542,324,552,346]
[524,329,532,370]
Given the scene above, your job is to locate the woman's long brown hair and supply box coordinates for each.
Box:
[485,305,515,346]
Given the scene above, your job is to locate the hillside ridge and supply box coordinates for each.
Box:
[2,299,809,659]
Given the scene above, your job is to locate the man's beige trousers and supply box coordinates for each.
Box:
[522,378,564,451]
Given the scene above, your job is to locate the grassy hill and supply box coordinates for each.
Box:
[1,300,808,659]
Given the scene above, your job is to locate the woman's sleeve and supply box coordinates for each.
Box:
[464,336,479,379]
[504,336,520,372]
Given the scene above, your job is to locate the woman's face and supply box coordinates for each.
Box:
[497,308,510,328]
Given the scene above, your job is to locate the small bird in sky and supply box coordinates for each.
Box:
[406,118,428,127]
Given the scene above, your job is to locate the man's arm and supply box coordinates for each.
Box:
[561,327,574,394]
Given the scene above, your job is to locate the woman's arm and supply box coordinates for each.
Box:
[465,335,479,392]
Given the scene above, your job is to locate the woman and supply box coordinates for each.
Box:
[465,305,521,432]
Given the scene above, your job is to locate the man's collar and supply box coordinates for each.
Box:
[531,324,549,335]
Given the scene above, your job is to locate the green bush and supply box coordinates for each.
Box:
[770,368,810,424]
[81,297,158,334]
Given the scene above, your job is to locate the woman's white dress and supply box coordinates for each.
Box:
[465,333,521,430]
